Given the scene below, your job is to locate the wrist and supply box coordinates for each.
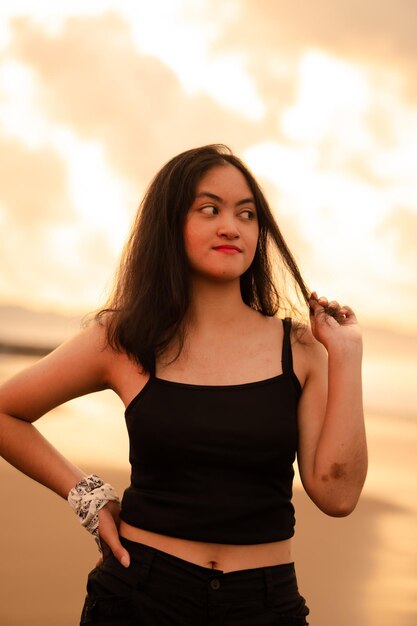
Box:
[67,474,120,553]
[325,336,363,358]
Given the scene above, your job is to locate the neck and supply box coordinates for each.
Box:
[186,277,251,331]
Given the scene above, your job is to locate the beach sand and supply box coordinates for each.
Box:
[0,411,416,626]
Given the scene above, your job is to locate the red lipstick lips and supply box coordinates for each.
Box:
[213,245,242,253]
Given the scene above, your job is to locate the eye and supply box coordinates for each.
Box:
[239,209,256,220]
[201,205,218,215]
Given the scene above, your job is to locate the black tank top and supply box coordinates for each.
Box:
[119,318,302,544]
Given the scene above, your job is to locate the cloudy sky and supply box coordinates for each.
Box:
[0,0,416,332]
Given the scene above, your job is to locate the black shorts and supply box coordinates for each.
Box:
[80,537,310,625]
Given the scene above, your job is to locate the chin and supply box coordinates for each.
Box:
[196,271,243,283]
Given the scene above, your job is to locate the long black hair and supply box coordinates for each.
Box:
[97,144,310,372]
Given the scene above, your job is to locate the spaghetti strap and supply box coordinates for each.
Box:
[281,317,293,375]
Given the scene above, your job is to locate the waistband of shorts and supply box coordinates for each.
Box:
[120,536,294,575]
[119,536,299,604]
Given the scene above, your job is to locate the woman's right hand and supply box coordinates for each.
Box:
[97,501,131,568]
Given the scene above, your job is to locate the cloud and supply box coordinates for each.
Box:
[377,206,417,266]
[0,135,71,225]
[201,1,417,189]
[211,0,417,99]
[9,13,267,188]
[0,136,116,311]
[2,12,284,311]
[1,6,416,327]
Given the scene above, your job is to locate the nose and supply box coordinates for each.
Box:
[217,215,239,240]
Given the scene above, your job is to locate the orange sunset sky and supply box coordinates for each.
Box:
[0,1,416,332]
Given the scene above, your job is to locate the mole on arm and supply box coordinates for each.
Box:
[321,463,347,482]
[330,463,347,480]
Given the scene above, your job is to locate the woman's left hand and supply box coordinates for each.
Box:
[308,291,362,351]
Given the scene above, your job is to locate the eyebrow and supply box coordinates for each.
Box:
[195,192,256,207]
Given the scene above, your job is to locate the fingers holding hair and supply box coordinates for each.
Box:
[309,292,354,325]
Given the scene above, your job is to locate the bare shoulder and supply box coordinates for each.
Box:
[87,315,149,407]
[69,315,146,393]
[290,321,328,387]
[44,316,113,377]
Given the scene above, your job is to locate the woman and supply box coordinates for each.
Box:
[0,145,367,625]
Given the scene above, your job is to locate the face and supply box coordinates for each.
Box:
[184,164,259,282]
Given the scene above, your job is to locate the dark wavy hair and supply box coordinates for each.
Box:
[97,144,310,372]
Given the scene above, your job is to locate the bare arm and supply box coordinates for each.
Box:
[0,323,109,493]
[0,321,130,565]
[296,293,368,516]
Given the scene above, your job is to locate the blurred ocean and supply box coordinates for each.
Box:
[1,303,416,418]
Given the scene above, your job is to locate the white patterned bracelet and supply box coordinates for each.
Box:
[67,474,120,553]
